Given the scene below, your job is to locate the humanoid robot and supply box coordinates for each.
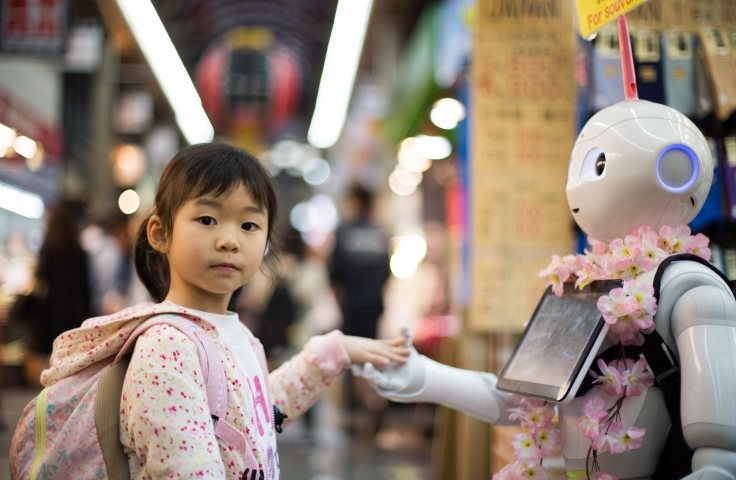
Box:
[357,17,736,480]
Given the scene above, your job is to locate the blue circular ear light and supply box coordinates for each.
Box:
[656,144,699,193]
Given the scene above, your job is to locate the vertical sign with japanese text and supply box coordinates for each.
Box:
[470,0,576,332]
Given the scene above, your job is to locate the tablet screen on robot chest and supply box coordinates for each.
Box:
[497,280,621,402]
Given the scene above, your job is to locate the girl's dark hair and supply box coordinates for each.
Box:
[134,143,278,302]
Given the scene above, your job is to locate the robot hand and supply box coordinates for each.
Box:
[351,325,425,395]
[352,325,518,425]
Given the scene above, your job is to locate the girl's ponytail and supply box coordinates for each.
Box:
[133,215,170,303]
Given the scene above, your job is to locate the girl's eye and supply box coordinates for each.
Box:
[198,216,216,226]
[242,222,259,232]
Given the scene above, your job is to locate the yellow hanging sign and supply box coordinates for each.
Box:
[577,0,648,39]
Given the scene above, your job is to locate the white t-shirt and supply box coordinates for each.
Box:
[175,304,279,477]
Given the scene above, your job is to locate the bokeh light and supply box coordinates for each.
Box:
[118,189,140,214]
[398,137,432,173]
[290,194,338,234]
[388,171,417,196]
[302,157,331,186]
[13,136,37,159]
[389,234,427,278]
[416,135,452,160]
[430,98,466,130]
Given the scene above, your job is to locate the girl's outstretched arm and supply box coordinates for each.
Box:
[269,331,409,429]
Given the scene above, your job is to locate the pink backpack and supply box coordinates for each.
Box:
[10,313,249,480]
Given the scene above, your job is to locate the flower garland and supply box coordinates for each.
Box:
[494,225,711,480]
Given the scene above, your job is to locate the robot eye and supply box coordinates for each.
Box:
[595,154,606,176]
[656,144,699,193]
[580,147,606,180]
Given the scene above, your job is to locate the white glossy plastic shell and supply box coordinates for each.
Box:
[567,100,713,243]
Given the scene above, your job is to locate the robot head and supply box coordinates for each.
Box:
[566,100,714,243]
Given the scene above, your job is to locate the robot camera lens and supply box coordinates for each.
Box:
[595,154,606,176]
[656,145,699,193]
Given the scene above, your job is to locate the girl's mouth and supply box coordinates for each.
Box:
[212,263,239,273]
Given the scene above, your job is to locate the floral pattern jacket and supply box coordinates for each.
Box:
[37,302,351,480]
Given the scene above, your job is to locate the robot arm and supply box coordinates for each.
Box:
[673,285,736,480]
[354,331,517,425]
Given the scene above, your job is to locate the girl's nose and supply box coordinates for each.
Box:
[216,228,240,251]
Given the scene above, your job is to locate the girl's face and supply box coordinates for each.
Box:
[152,183,269,313]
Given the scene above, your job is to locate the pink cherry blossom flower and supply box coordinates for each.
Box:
[690,233,712,261]
[589,237,610,256]
[608,310,653,337]
[519,465,548,479]
[640,232,667,263]
[610,235,642,259]
[618,330,645,346]
[606,421,645,454]
[621,358,655,397]
[592,431,609,453]
[659,225,694,254]
[574,255,604,289]
[526,406,555,430]
[590,358,626,396]
[508,406,532,423]
[618,248,657,280]
[493,461,523,480]
[511,433,542,462]
[597,289,641,324]
[594,253,619,279]
[539,255,572,297]
[576,396,607,441]
[623,280,657,316]
[593,472,620,480]
[633,225,658,240]
[534,427,561,456]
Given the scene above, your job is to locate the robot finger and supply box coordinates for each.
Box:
[400,324,414,348]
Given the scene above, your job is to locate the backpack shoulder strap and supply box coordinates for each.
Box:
[115,315,247,454]
[115,315,227,421]
[651,253,733,299]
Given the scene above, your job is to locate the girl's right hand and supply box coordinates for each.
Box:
[341,335,411,367]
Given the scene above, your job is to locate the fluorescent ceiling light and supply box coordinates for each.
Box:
[0,181,45,218]
[115,0,213,144]
[307,0,374,149]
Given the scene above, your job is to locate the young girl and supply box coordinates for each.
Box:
[109,144,408,478]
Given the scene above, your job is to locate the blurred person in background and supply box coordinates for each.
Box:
[329,184,390,340]
[329,184,391,433]
[81,215,124,316]
[22,203,92,382]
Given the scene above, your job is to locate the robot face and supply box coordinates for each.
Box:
[566,101,713,243]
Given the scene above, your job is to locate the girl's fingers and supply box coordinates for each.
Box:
[376,348,408,364]
[382,336,407,347]
[368,353,390,367]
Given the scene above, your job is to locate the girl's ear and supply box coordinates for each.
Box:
[147,215,169,254]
